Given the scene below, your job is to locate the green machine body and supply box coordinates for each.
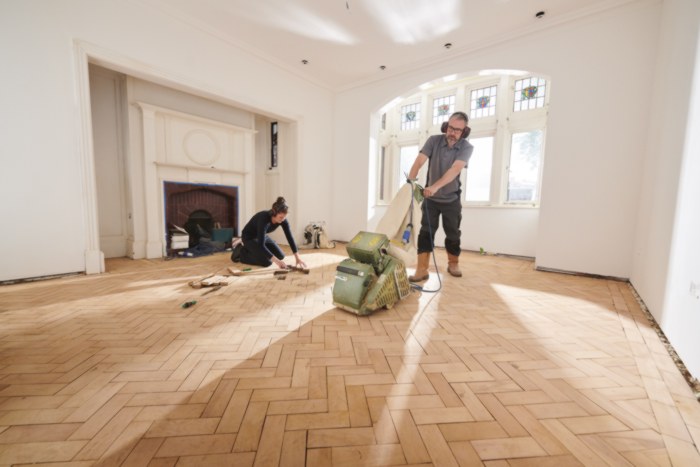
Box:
[332,231,411,316]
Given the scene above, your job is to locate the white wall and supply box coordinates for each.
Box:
[0,0,333,281]
[333,1,660,278]
[534,3,660,279]
[632,0,700,378]
[369,205,539,258]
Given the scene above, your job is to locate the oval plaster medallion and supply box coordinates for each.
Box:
[183,129,220,166]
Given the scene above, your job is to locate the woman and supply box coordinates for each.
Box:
[231,197,307,269]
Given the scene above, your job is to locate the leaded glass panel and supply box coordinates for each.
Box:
[470,85,497,119]
[432,95,455,125]
[401,103,421,131]
[513,77,547,112]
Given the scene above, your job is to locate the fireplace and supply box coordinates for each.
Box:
[163,181,239,252]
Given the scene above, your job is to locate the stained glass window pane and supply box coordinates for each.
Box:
[401,103,421,131]
[513,77,547,112]
[432,95,455,125]
[470,85,497,119]
[507,130,543,202]
[465,136,494,202]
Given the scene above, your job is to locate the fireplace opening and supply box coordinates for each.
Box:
[163,181,239,255]
[184,209,214,247]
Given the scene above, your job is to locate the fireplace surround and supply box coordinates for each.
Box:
[135,102,255,258]
[163,181,238,251]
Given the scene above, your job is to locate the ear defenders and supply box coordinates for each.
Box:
[441,112,471,139]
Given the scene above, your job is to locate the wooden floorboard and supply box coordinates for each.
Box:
[0,245,699,466]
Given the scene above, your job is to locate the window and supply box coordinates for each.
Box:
[379,146,386,201]
[432,95,455,125]
[507,130,543,203]
[513,76,546,112]
[465,136,494,202]
[470,85,497,119]
[377,72,549,207]
[399,145,418,187]
[401,103,420,131]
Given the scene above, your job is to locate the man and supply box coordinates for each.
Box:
[407,111,473,281]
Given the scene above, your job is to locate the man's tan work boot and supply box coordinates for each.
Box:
[447,253,462,277]
[409,252,430,282]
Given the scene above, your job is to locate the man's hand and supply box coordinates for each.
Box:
[273,257,287,269]
[423,186,437,197]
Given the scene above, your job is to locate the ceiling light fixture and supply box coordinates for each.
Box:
[444,42,452,49]
[535,11,545,19]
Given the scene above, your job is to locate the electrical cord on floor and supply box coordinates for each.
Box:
[410,197,442,294]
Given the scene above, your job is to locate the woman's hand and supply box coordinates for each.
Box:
[273,257,287,269]
[294,253,307,269]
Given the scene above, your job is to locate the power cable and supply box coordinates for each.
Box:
[405,178,442,293]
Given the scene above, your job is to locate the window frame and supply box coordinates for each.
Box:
[399,100,422,132]
[429,88,458,127]
[460,129,498,206]
[501,124,547,206]
[376,73,549,208]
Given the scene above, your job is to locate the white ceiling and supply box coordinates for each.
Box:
[139,0,635,90]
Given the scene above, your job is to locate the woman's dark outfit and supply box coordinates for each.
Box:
[231,210,298,267]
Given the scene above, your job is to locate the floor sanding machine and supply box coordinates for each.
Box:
[332,231,411,316]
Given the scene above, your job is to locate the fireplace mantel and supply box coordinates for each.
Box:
[133,102,256,258]
[154,161,248,176]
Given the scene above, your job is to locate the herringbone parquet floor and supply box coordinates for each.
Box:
[1,245,699,466]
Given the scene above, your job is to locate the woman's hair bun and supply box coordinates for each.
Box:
[271,197,288,214]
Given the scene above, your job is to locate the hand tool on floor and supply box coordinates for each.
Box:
[201,285,223,296]
[286,265,310,274]
[228,265,310,277]
[228,267,289,277]
[189,274,230,289]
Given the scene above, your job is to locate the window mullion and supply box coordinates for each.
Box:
[496,122,512,205]
[492,76,512,205]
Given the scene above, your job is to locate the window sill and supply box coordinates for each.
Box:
[463,203,539,209]
[375,201,539,209]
